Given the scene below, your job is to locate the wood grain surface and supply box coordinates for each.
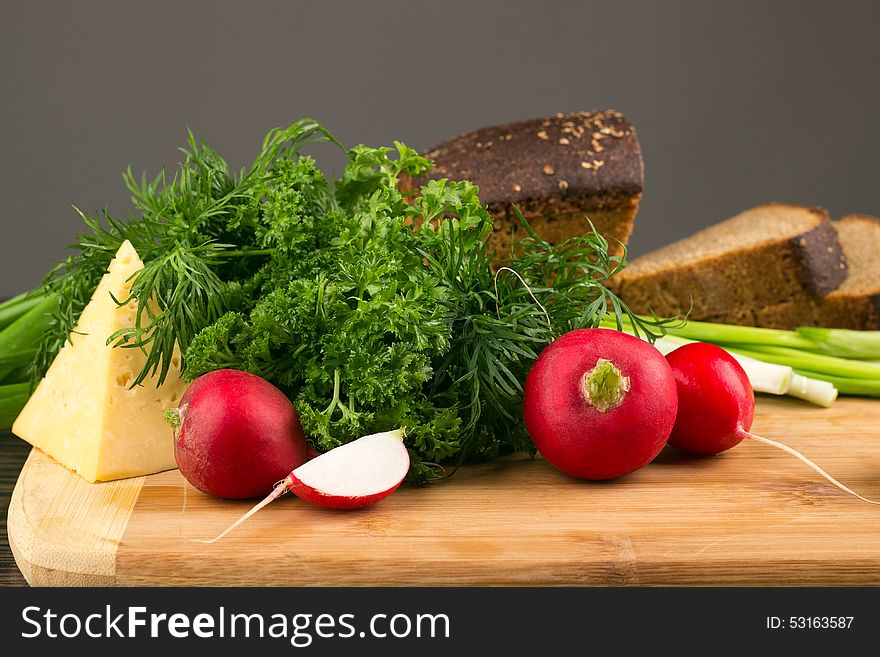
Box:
[7,396,880,586]
[1,435,30,586]
[8,449,143,586]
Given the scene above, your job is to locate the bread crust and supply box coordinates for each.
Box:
[421,110,643,204]
[614,204,847,323]
[789,220,848,296]
[753,214,880,329]
[407,111,644,258]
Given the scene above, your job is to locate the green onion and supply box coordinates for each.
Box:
[723,350,794,397]
[0,294,58,382]
[0,348,37,369]
[729,345,880,380]
[793,371,880,397]
[795,327,880,360]
[0,366,30,386]
[662,318,817,350]
[0,382,29,430]
[0,289,47,332]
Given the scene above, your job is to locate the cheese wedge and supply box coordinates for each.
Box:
[13,240,188,482]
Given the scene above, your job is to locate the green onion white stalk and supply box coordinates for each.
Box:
[783,373,839,408]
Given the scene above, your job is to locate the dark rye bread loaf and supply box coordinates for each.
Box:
[756,215,880,329]
[613,204,848,325]
[404,111,644,259]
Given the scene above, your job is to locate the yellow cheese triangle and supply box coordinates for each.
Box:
[13,240,188,482]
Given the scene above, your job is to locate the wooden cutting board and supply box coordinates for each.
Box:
[7,396,880,586]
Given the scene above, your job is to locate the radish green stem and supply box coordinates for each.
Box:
[740,431,880,505]
[581,359,630,413]
[183,476,292,544]
[163,406,184,433]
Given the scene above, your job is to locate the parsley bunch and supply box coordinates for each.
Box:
[34,120,665,482]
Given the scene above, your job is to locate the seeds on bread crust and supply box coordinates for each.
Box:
[407,110,644,259]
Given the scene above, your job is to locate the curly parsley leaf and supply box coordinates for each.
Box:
[36,120,662,482]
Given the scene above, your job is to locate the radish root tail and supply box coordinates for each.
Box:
[182,477,293,545]
[743,431,880,505]
[493,266,552,332]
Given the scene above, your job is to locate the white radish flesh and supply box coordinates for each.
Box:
[185,429,409,543]
[289,429,409,504]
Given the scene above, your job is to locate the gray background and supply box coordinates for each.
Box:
[1,0,878,298]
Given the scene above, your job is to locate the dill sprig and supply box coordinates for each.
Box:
[422,207,674,467]
[33,119,342,387]
[27,118,672,481]
[509,207,677,341]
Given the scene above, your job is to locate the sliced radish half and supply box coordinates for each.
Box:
[189,429,410,543]
[288,429,410,509]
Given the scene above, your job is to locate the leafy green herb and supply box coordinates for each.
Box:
[33,119,339,387]
[25,119,665,480]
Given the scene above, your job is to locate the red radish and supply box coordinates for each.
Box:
[666,342,879,504]
[169,369,308,499]
[287,429,410,508]
[665,342,754,456]
[523,328,679,480]
[193,429,409,543]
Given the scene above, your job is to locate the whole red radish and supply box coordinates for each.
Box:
[665,342,754,455]
[523,328,678,480]
[170,369,308,499]
[665,342,879,504]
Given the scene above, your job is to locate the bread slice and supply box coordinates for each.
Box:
[613,204,848,324]
[404,110,643,259]
[756,215,880,329]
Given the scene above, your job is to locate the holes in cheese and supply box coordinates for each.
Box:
[12,240,189,482]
